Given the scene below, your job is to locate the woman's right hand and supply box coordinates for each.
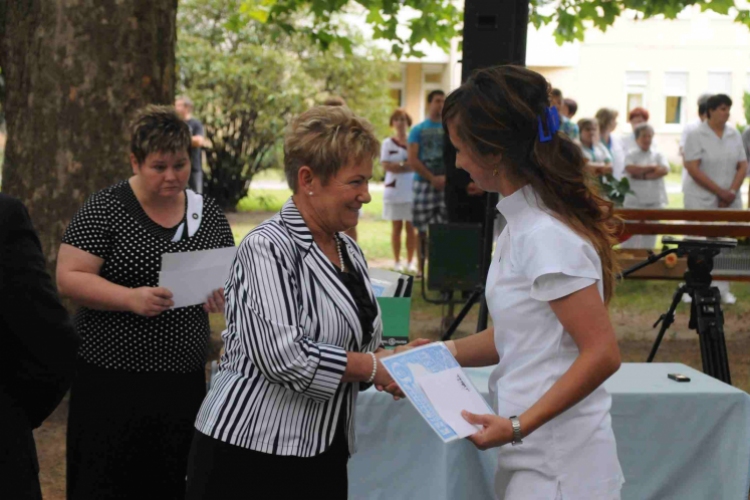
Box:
[719,189,736,205]
[128,287,174,317]
[375,338,433,398]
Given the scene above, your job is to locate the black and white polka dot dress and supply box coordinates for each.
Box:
[64,180,234,499]
[62,180,234,372]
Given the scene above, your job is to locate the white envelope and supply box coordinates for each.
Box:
[161,246,237,273]
[418,367,495,439]
[158,247,237,309]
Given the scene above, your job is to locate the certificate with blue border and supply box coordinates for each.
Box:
[380,342,493,443]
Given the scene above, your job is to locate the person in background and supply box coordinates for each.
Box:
[621,107,652,156]
[175,96,205,194]
[679,95,713,186]
[323,95,360,242]
[596,108,626,180]
[0,195,80,500]
[562,98,578,120]
[57,106,235,499]
[408,89,448,278]
[442,65,623,499]
[577,118,613,177]
[743,126,750,208]
[683,94,748,304]
[680,95,712,158]
[381,109,417,273]
[551,88,579,140]
[620,123,669,250]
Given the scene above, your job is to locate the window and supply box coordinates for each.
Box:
[389,88,403,108]
[707,71,732,95]
[389,65,406,108]
[664,72,688,125]
[424,72,442,84]
[625,71,649,118]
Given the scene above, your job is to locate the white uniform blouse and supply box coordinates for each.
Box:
[623,148,669,208]
[487,186,624,500]
[380,137,413,204]
[683,122,747,209]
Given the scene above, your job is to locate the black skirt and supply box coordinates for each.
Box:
[66,361,206,500]
[185,422,349,500]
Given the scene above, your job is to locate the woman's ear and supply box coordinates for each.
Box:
[129,153,140,175]
[298,166,315,194]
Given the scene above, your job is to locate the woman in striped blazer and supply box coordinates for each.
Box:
[186,105,420,499]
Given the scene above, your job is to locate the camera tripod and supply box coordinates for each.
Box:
[620,237,735,384]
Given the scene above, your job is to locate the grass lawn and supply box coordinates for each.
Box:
[227,182,750,388]
[32,178,750,500]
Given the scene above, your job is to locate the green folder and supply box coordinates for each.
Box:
[377,296,411,348]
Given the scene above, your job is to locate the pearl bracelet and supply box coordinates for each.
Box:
[366,352,378,384]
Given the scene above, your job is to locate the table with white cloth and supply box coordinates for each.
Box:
[349,363,750,500]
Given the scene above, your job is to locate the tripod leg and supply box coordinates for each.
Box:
[693,287,731,384]
[647,285,687,363]
[442,288,483,341]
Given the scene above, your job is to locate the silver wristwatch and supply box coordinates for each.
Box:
[509,416,523,446]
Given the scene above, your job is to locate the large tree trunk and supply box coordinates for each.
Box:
[0,0,177,270]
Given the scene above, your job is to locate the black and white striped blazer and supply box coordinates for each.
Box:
[195,198,383,457]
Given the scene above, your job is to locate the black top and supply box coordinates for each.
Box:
[62,180,234,373]
[337,246,377,348]
[0,194,80,428]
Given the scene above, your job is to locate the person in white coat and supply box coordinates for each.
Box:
[683,93,747,304]
[381,108,417,273]
[620,123,669,250]
[596,108,626,180]
[441,66,624,499]
[620,107,653,158]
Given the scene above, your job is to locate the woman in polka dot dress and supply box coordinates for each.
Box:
[56,106,235,500]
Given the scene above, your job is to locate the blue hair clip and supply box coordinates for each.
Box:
[537,106,561,143]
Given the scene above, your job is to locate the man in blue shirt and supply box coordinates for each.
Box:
[408,90,448,276]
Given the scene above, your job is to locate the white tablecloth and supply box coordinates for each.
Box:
[349,363,750,499]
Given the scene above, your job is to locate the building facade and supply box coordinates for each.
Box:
[390,7,750,162]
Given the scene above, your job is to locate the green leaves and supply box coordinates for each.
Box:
[599,174,633,207]
[232,0,461,57]
[530,0,750,45]
[198,0,750,54]
[177,0,398,209]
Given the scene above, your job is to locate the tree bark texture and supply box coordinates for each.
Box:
[0,0,177,269]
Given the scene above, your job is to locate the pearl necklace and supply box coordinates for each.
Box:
[334,234,346,272]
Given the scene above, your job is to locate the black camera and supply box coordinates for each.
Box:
[662,236,737,288]
[662,236,737,250]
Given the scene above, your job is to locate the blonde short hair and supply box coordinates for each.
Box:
[595,108,619,132]
[284,106,380,193]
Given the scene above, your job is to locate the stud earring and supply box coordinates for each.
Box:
[492,168,498,177]
[309,191,314,196]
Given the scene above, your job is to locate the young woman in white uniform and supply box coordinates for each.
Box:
[442,66,624,499]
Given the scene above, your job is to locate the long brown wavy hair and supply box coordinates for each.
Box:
[443,65,621,303]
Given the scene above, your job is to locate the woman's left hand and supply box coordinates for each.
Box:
[462,411,515,451]
[203,288,225,314]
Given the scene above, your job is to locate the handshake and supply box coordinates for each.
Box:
[371,338,432,400]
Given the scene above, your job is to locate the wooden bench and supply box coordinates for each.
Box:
[614,209,750,281]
